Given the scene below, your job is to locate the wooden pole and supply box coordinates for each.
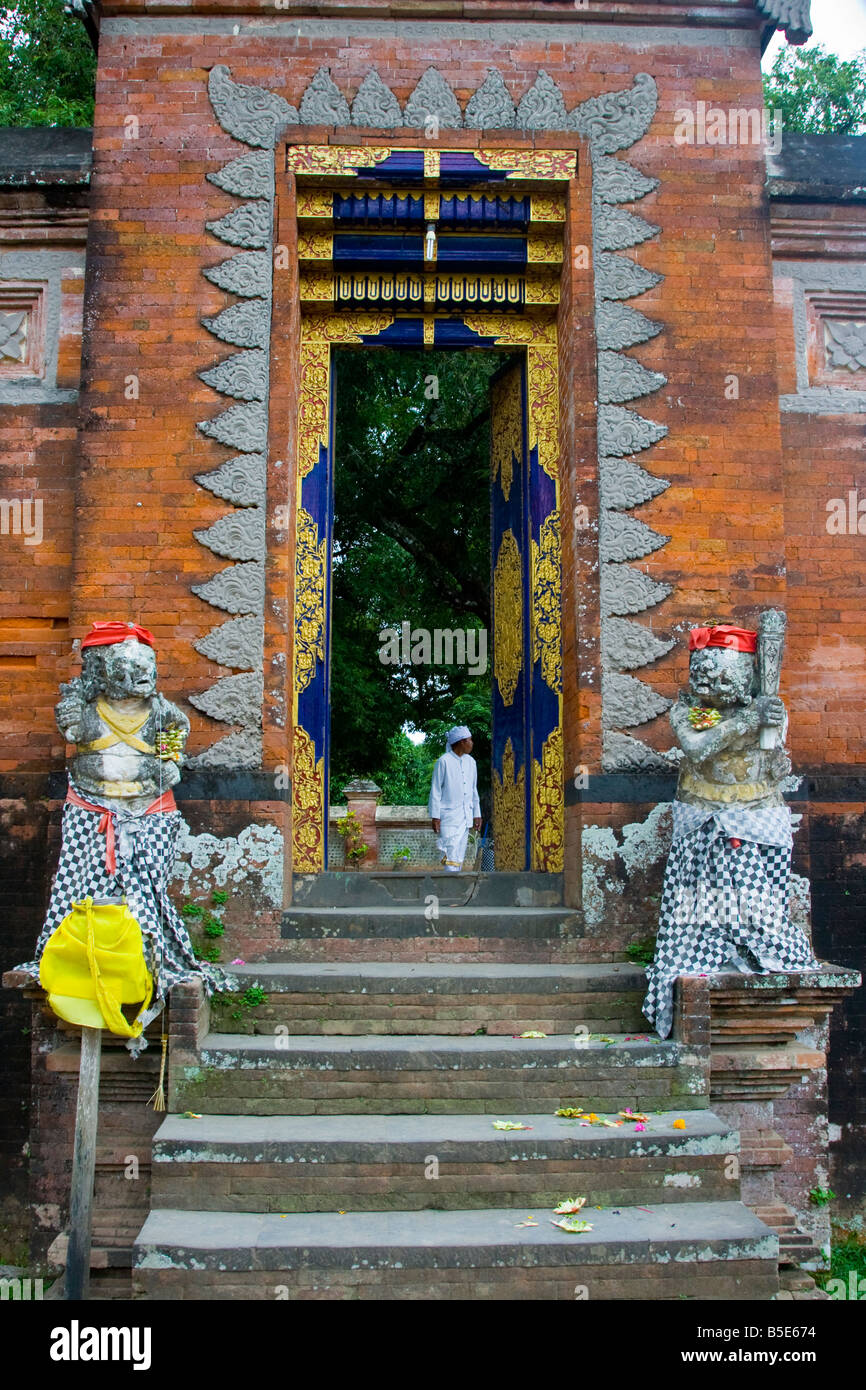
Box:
[65,1025,102,1301]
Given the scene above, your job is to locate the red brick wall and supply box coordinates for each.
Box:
[780,412,866,767]
[0,408,76,774]
[69,20,781,779]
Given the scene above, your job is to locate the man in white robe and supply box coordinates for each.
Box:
[427,725,482,872]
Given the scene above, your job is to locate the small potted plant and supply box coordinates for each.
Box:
[391,845,412,870]
[335,808,369,869]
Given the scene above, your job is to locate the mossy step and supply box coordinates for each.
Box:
[132,1201,779,1300]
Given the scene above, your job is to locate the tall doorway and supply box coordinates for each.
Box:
[330,346,499,832]
[291,315,563,877]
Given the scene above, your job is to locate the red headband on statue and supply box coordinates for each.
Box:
[81,621,155,650]
[689,625,758,654]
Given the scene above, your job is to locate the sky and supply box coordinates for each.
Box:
[762,0,866,67]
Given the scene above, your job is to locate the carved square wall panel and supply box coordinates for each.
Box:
[0,283,45,378]
[806,291,866,388]
[776,262,866,414]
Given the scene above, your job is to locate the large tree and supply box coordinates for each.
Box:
[763,43,866,136]
[0,0,95,126]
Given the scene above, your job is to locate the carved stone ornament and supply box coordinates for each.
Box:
[602,616,675,672]
[465,69,517,131]
[206,150,274,200]
[598,455,670,511]
[193,506,266,563]
[596,302,664,352]
[187,728,263,770]
[351,70,403,129]
[201,300,270,351]
[594,252,662,303]
[603,670,672,728]
[205,202,272,250]
[599,509,669,564]
[299,67,351,126]
[200,349,268,403]
[602,730,678,773]
[197,401,268,453]
[571,71,658,154]
[194,616,265,672]
[600,563,671,619]
[593,201,659,254]
[402,67,463,130]
[755,0,812,44]
[516,71,569,132]
[204,252,272,300]
[189,671,265,728]
[597,350,666,404]
[208,64,298,148]
[592,155,659,205]
[597,406,667,458]
[196,453,266,508]
[192,562,266,617]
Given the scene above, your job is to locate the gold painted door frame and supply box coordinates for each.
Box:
[291,311,563,875]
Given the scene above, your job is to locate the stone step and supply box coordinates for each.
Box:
[172,1033,709,1116]
[132,1201,779,1300]
[281,905,583,942]
[214,962,648,1035]
[150,1109,739,1213]
[292,871,565,909]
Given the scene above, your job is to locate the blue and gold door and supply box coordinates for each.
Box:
[490,358,530,871]
[490,354,563,873]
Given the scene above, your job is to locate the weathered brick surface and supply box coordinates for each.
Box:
[807,808,866,1207]
[132,1257,778,1302]
[152,1152,733,1213]
[20,988,200,1270]
[173,1047,709,1115]
[210,988,646,1036]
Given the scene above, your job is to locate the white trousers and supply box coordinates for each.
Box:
[437,820,470,872]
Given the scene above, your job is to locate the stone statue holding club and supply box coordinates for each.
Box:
[18,620,227,1040]
[15,621,230,1298]
[642,613,819,1039]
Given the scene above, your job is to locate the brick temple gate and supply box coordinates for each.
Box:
[2,0,866,1298]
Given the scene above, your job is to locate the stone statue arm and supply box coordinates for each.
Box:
[55,678,87,743]
[154,694,191,740]
[152,694,191,773]
[670,694,786,760]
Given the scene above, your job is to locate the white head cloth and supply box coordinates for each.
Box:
[446,725,472,746]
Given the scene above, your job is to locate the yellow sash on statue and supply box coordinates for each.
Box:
[78,699,155,755]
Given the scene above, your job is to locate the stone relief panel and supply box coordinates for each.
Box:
[776,262,866,414]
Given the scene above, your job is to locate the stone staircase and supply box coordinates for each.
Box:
[132,873,780,1299]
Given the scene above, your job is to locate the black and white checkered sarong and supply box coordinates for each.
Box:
[642,804,817,1039]
[17,788,228,1049]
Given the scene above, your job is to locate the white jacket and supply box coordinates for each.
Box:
[427,749,481,828]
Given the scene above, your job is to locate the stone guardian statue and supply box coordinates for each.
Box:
[642,617,818,1038]
[18,621,227,1048]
